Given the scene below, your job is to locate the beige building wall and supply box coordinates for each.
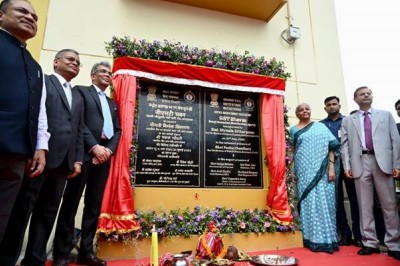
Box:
[28,0,347,211]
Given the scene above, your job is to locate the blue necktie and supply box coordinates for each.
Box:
[363,111,373,150]
[98,91,114,139]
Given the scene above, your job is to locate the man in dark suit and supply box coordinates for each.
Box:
[53,61,121,266]
[0,49,85,266]
[0,0,49,243]
[341,86,400,261]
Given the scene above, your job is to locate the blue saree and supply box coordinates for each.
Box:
[290,122,340,253]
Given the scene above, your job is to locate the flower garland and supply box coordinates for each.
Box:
[105,36,291,80]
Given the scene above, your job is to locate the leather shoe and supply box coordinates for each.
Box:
[76,253,107,266]
[388,250,400,261]
[353,238,363,247]
[339,235,352,246]
[52,258,69,266]
[357,247,380,255]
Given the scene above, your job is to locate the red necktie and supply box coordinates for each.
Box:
[364,111,373,150]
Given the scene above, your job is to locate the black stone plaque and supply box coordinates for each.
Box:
[204,91,262,188]
[135,81,262,188]
[135,82,201,187]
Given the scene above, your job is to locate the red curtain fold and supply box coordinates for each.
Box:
[262,94,293,223]
[97,74,140,234]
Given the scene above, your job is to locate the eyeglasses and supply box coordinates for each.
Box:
[94,69,112,76]
[57,56,82,67]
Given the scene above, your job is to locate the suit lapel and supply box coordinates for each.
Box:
[350,113,363,143]
[88,85,103,114]
[50,75,71,113]
[371,109,379,136]
[70,88,79,114]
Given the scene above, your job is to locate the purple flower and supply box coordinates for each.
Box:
[205,60,214,67]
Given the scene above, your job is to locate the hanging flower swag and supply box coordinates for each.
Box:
[101,37,299,241]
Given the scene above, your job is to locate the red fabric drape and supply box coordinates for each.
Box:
[98,57,292,234]
[262,94,292,223]
[113,57,285,94]
[97,74,140,234]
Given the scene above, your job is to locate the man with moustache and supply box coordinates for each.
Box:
[320,96,362,247]
[0,49,85,266]
[341,86,400,260]
[53,61,121,266]
[0,0,49,243]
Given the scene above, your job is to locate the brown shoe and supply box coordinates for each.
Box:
[76,254,106,266]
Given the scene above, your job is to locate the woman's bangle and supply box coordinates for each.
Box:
[329,159,334,163]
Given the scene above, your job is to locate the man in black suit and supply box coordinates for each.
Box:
[53,61,121,266]
[0,0,49,243]
[0,49,85,266]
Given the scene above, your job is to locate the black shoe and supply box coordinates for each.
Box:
[387,250,400,261]
[339,235,352,246]
[353,238,363,247]
[76,253,107,266]
[53,258,69,266]
[357,247,380,255]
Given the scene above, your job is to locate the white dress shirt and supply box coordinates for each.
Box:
[36,75,50,151]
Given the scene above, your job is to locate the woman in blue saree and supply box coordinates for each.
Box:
[290,103,340,254]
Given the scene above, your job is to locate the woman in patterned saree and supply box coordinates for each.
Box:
[290,103,340,254]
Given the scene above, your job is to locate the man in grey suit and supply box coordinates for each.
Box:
[0,49,85,266]
[53,61,121,266]
[341,86,400,261]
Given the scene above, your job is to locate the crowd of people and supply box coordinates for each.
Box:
[290,89,400,261]
[0,0,121,265]
[1,0,400,265]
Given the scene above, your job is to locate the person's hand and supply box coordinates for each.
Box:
[67,162,82,179]
[92,145,108,162]
[26,149,46,178]
[92,157,101,165]
[328,167,335,182]
[92,146,111,165]
[344,169,353,178]
[392,168,400,179]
